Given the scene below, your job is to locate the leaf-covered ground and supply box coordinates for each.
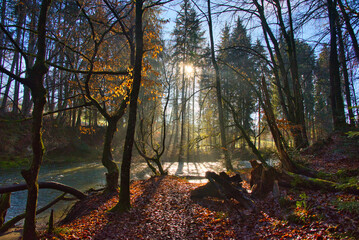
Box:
[41,177,358,239]
[41,134,359,239]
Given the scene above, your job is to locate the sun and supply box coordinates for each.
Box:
[184,64,194,75]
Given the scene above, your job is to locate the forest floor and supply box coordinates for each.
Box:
[36,133,359,239]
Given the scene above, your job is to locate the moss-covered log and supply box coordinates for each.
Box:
[280,170,359,195]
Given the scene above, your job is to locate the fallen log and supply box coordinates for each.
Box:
[206,172,255,210]
[0,181,86,200]
[190,172,242,199]
[191,171,255,211]
[279,170,359,195]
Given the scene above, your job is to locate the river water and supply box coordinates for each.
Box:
[0,160,253,224]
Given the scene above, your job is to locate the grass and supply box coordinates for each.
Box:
[0,156,30,169]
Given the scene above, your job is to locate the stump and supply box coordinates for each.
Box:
[250,160,278,198]
[191,171,255,210]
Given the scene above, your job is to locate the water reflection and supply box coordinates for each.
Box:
[0,160,253,224]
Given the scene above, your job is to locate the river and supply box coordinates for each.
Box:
[0,159,253,224]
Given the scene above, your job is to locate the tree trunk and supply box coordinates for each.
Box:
[21,1,52,238]
[114,0,144,212]
[328,0,347,130]
[0,193,11,227]
[102,119,120,192]
[1,53,18,113]
[207,0,233,171]
[337,22,355,126]
[338,0,359,63]
[0,193,66,234]
[256,0,308,149]
[177,68,186,174]
[76,107,82,127]
[260,76,296,172]
[169,84,179,160]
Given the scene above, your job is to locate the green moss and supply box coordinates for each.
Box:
[0,156,30,169]
[335,177,359,193]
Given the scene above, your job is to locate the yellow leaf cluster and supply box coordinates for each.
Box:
[79,126,96,135]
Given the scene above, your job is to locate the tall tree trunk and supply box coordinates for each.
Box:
[12,3,26,114]
[260,76,296,172]
[337,22,355,126]
[0,0,6,95]
[328,0,347,130]
[115,0,144,212]
[1,55,17,112]
[177,68,186,173]
[21,1,52,238]
[272,0,308,149]
[76,107,82,127]
[1,5,25,113]
[255,0,308,149]
[338,0,359,63]
[207,0,233,171]
[169,84,179,160]
[22,2,37,116]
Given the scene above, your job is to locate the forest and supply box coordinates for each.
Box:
[0,0,358,239]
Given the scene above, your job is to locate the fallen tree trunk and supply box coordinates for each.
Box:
[279,170,359,195]
[191,162,359,209]
[206,172,255,210]
[0,182,86,200]
[190,172,242,199]
[191,171,255,211]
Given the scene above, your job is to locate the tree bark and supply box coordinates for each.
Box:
[20,1,52,239]
[327,0,347,130]
[207,0,233,171]
[0,193,11,227]
[114,0,144,212]
[191,171,254,210]
[254,0,308,149]
[338,0,359,63]
[260,76,296,172]
[102,119,120,192]
[177,68,186,174]
[0,182,86,200]
[337,21,355,126]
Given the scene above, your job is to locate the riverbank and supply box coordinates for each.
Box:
[37,133,359,239]
[0,227,22,240]
[39,174,358,239]
[0,114,105,169]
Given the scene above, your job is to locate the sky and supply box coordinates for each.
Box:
[158,0,330,56]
